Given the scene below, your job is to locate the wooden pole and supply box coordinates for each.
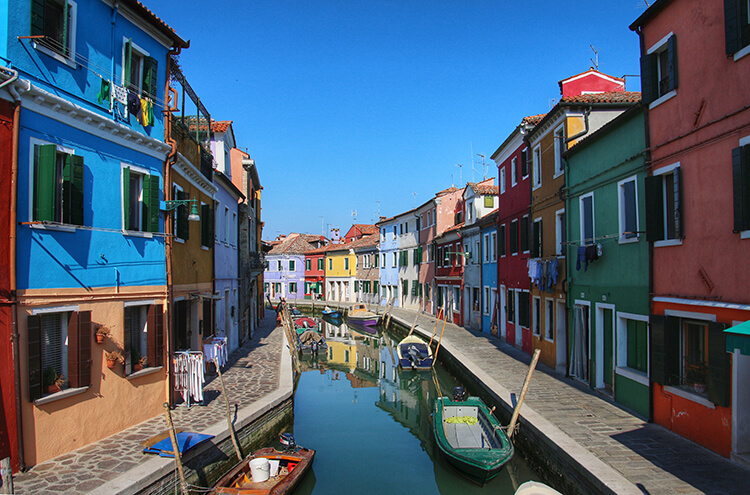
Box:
[407,309,420,336]
[507,348,541,441]
[163,403,188,495]
[428,307,443,347]
[431,316,448,368]
[216,359,243,462]
[1,457,13,495]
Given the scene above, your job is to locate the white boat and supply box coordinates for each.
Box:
[514,481,563,495]
[396,335,433,370]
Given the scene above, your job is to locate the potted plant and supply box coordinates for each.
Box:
[131,346,142,371]
[42,366,64,394]
[95,325,111,344]
[105,349,124,369]
[134,356,148,372]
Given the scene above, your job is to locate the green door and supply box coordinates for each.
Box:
[603,308,614,389]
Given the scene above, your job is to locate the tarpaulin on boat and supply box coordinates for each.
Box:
[142,432,214,458]
[726,320,750,356]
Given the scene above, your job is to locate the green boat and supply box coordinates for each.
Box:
[432,393,514,485]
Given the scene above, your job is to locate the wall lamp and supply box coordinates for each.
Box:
[165,198,201,221]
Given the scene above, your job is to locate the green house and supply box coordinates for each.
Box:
[564,106,650,418]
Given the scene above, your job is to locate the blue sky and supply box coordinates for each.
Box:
[144,0,647,240]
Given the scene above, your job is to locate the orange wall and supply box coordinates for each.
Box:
[171,175,213,287]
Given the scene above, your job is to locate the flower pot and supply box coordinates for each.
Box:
[96,334,105,344]
[133,363,143,372]
[106,359,116,369]
[45,384,61,394]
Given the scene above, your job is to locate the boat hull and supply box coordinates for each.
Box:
[397,336,434,370]
[432,396,514,485]
[211,446,315,494]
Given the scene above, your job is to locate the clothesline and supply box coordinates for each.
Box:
[174,351,204,407]
[561,231,644,246]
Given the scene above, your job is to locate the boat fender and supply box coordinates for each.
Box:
[452,386,467,402]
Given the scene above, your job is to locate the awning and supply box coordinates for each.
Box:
[725,320,750,356]
[200,293,224,300]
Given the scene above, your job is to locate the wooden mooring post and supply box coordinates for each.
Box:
[163,403,189,495]
[215,359,243,462]
[384,297,395,328]
[1,457,13,495]
[507,348,541,441]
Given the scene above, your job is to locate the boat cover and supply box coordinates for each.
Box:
[142,432,214,458]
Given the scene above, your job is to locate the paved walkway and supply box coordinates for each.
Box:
[386,306,750,495]
[11,311,287,495]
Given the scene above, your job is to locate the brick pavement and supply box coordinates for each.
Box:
[11,312,284,495]
[387,306,750,495]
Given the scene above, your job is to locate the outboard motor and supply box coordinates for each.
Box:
[280,432,296,451]
[452,386,467,402]
[311,340,318,354]
[407,344,424,368]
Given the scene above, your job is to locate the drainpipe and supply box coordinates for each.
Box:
[2,65,25,472]
[110,2,118,84]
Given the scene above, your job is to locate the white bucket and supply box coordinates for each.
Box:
[248,457,270,483]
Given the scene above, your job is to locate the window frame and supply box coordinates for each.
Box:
[616,312,649,386]
[30,0,78,68]
[733,137,750,238]
[618,175,640,243]
[642,32,678,108]
[532,296,541,337]
[545,298,554,342]
[646,162,683,247]
[553,124,565,178]
[30,139,83,228]
[580,192,595,245]
[500,167,506,194]
[556,209,566,257]
[725,0,750,59]
[532,144,542,190]
[511,157,518,187]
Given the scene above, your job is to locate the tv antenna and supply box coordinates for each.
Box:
[413,192,417,208]
[351,210,357,223]
[455,164,463,187]
[590,45,599,70]
[319,216,324,235]
[476,153,487,180]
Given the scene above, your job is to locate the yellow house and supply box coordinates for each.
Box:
[325,244,356,302]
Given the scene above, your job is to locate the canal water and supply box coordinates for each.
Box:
[287,317,543,494]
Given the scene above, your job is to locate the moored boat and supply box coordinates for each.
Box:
[293,317,319,335]
[298,330,327,354]
[321,306,343,319]
[397,335,433,370]
[514,481,563,495]
[211,433,315,494]
[433,388,514,485]
[346,303,380,326]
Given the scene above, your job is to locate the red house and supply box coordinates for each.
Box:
[631,0,750,460]
[434,200,465,325]
[304,244,329,299]
[492,115,545,353]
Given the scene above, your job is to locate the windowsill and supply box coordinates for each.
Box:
[34,386,89,406]
[654,238,682,248]
[174,238,185,244]
[734,44,750,62]
[544,335,554,343]
[553,171,564,179]
[123,230,154,239]
[532,183,542,191]
[30,222,77,233]
[615,366,649,387]
[741,230,750,240]
[649,89,677,110]
[127,366,163,380]
[664,384,715,409]
[33,43,77,69]
[618,235,640,245]
[201,246,210,251]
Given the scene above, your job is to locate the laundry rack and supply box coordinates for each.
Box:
[173,350,205,408]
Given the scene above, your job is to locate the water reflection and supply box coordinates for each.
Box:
[293,318,541,494]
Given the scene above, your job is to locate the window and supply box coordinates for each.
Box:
[392,226,396,237]
[306,259,311,271]
[328,258,332,271]
[532,297,541,336]
[124,304,160,374]
[30,0,77,61]
[27,309,93,401]
[392,252,397,268]
[645,164,682,244]
[484,195,494,208]
[277,260,282,271]
[33,143,84,225]
[532,145,542,189]
[412,280,419,296]
[580,193,595,244]
[725,0,750,57]
[520,215,529,253]
[344,258,349,270]
[381,253,386,267]
[289,282,297,293]
[518,291,530,328]
[373,281,379,294]
[172,185,189,241]
[732,143,750,234]
[511,157,518,186]
[452,287,460,312]
[274,282,281,293]
[556,209,566,256]
[545,299,554,341]
[510,219,518,255]
[318,258,324,270]
[618,177,639,242]
[483,287,490,314]
[472,287,480,311]
[381,228,385,241]
[500,168,506,194]
[483,234,490,263]
[199,203,213,247]
[499,225,506,257]
[427,211,432,227]
[626,318,648,374]
[507,290,515,324]
[554,125,565,176]
[416,217,421,231]
[374,253,379,267]
[288,260,295,272]
[122,166,159,233]
[521,148,529,178]
[490,232,497,261]
[532,218,543,258]
[641,34,678,106]
[123,39,159,99]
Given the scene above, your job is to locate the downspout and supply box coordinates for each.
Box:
[110,1,118,84]
[2,65,25,471]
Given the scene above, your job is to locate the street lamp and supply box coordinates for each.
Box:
[165,198,201,221]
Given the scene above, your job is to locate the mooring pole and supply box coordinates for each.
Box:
[431,316,448,368]
[1,457,13,495]
[407,310,420,336]
[216,359,243,462]
[163,403,188,495]
[507,348,541,440]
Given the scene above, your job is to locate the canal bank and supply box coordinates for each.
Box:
[10,311,292,495]
[375,305,750,495]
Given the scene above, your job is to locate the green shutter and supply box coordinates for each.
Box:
[666,34,678,93]
[28,315,43,401]
[142,56,158,97]
[650,315,680,386]
[34,144,57,222]
[124,39,132,88]
[708,322,731,407]
[672,167,683,239]
[725,0,742,55]
[145,174,160,233]
[644,175,665,242]
[640,52,658,105]
[30,0,45,36]
[64,153,84,225]
[520,149,528,177]
[732,145,750,232]
[122,166,130,229]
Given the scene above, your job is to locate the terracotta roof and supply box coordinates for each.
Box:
[120,0,189,48]
[211,120,232,133]
[522,114,546,126]
[267,233,316,255]
[466,182,498,196]
[477,208,499,226]
[305,244,332,255]
[560,91,641,104]
[351,224,379,235]
[435,186,460,196]
[348,234,379,250]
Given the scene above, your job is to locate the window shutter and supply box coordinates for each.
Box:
[34,144,57,222]
[144,174,160,233]
[725,0,742,55]
[64,154,84,225]
[520,150,528,177]
[124,39,132,88]
[640,52,658,105]
[30,0,45,36]
[644,175,665,242]
[732,145,750,232]
[122,166,130,229]
[672,167,683,239]
[147,304,164,367]
[650,315,680,386]
[68,311,91,389]
[707,321,730,407]
[520,217,529,252]
[531,221,541,258]
[28,315,43,401]
[666,34,678,93]
[142,57,158,97]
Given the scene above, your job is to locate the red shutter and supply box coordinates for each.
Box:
[28,315,43,401]
[78,311,92,387]
[148,304,164,367]
[68,311,80,388]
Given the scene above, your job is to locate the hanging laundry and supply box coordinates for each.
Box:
[527,259,535,280]
[97,77,111,105]
[173,351,205,406]
[548,257,559,286]
[127,90,141,120]
[139,97,153,126]
[112,84,128,105]
[585,244,599,264]
[539,261,547,292]
[576,246,587,271]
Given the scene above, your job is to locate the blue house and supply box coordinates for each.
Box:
[1,0,188,467]
[376,216,400,306]
[479,210,499,335]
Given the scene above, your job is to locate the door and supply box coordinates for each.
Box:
[556,300,567,373]
[500,286,506,338]
[571,303,589,382]
[603,308,614,392]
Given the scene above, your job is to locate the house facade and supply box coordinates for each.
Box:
[565,106,650,418]
[2,0,187,467]
[304,244,328,300]
[393,209,420,310]
[526,73,639,371]
[353,235,380,306]
[325,243,355,303]
[264,234,314,302]
[479,210,499,335]
[435,221,464,325]
[631,0,750,459]
[377,216,400,306]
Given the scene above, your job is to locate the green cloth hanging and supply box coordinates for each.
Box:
[97,77,111,105]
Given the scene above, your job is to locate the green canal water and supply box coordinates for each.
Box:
[287,318,543,494]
